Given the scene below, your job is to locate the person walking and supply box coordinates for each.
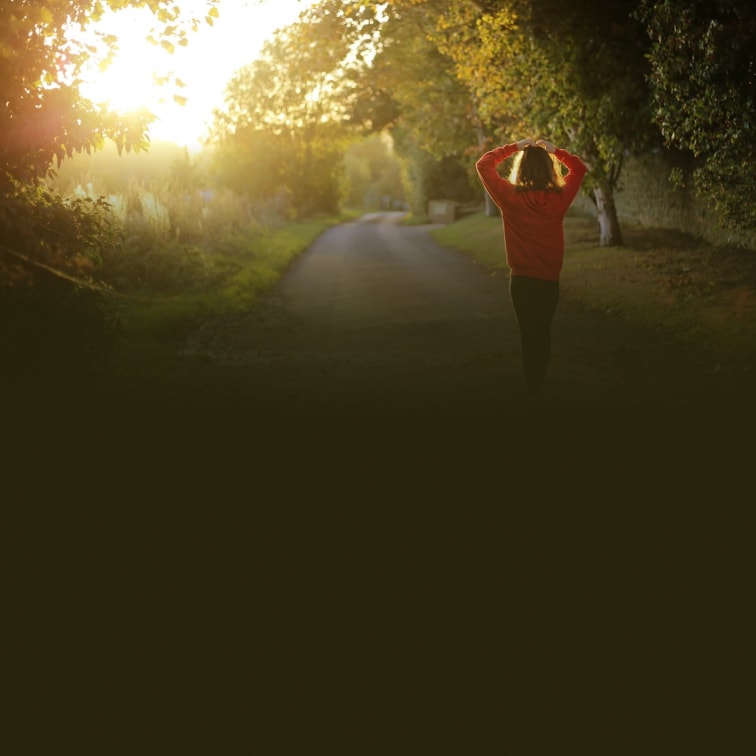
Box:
[476,138,587,398]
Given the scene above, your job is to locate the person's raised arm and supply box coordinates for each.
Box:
[536,139,556,153]
[476,138,535,202]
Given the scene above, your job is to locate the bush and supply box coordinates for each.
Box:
[65,176,294,295]
[0,273,122,402]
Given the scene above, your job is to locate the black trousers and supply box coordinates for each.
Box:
[509,275,560,395]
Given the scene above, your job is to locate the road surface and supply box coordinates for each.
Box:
[183,212,736,419]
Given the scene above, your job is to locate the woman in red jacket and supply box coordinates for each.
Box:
[476,138,587,398]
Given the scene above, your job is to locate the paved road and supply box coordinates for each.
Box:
[185,212,737,419]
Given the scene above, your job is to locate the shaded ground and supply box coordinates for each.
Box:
[6,220,751,756]
[9,209,749,494]
[181,212,754,422]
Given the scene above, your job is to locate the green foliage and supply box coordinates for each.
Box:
[0,172,119,402]
[208,0,381,218]
[213,128,286,201]
[0,272,122,398]
[47,137,313,296]
[0,177,121,277]
[343,133,405,209]
[209,0,481,218]
[342,1,484,214]
[0,0,223,394]
[420,0,655,244]
[210,35,350,217]
[212,123,344,218]
[637,0,756,231]
[0,0,221,276]
[364,2,477,158]
[69,185,271,294]
[434,1,652,177]
[427,155,480,203]
[0,0,218,182]
[213,220,335,313]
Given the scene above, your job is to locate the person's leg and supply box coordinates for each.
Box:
[509,276,559,395]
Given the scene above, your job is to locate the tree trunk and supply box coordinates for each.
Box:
[593,183,623,246]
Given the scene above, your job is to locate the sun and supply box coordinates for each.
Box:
[76,3,222,149]
[78,7,178,113]
[77,0,317,150]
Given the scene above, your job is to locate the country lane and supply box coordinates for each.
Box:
[182,211,735,419]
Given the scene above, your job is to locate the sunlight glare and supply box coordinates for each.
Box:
[80,7,166,113]
[78,0,317,150]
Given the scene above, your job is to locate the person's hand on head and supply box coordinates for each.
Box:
[515,138,536,150]
[536,139,556,154]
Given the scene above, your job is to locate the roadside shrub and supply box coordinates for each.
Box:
[50,146,306,298]
[100,235,229,293]
[66,176,292,294]
[0,274,121,401]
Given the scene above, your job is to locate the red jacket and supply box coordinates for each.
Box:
[475,143,587,281]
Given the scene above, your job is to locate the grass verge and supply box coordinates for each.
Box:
[119,214,340,336]
[432,210,756,373]
[1,214,346,413]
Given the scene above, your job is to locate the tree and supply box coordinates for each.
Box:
[343,133,404,209]
[637,0,756,233]
[209,1,378,216]
[1,0,220,280]
[429,0,654,246]
[0,1,220,183]
[348,0,484,215]
[0,0,225,395]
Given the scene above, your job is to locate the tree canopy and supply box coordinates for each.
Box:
[417,0,653,244]
[637,0,756,231]
[0,0,220,183]
[3,0,755,274]
[208,0,382,215]
[1,0,220,282]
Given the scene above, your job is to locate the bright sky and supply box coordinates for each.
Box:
[80,0,317,151]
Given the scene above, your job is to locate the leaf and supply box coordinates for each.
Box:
[173,94,188,106]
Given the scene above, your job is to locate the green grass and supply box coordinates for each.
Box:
[401,213,432,226]
[8,207,753,415]
[210,219,334,313]
[2,209,373,414]
[432,210,756,369]
[74,214,344,408]
[123,215,337,314]
[431,211,508,272]
[430,210,671,320]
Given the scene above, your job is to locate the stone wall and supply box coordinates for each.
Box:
[572,152,755,250]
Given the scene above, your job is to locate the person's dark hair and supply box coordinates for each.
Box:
[512,145,563,191]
